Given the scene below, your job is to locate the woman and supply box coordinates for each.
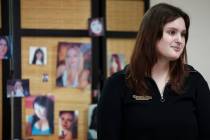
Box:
[0,36,9,59]
[98,3,210,140]
[110,54,124,75]
[32,48,45,65]
[13,80,29,97]
[26,96,54,135]
[59,111,77,140]
[56,45,90,89]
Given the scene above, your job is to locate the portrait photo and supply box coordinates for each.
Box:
[42,73,49,83]
[7,79,30,98]
[56,42,92,90]
[25,95,54,136]
[108,53,126,76]
[88,104,97,140]
[88,17,104,37]
[29,46,47,65]
[59,110,79,140]
[0,35,10,60]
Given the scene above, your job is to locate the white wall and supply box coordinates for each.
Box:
[150,0,210,85]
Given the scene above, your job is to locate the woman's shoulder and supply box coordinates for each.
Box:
[185,64,208,83]
[103,68,127,93]
[107,69,126,83]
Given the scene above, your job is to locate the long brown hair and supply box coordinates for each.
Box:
[126,3,190,95]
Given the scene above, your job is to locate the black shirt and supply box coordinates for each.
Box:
[97,66,210,140]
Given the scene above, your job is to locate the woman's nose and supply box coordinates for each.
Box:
[175,34,184,45]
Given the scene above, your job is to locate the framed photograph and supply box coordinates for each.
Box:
[56,42,92,90]
[7,79,30,98]
[0,35,10,60]
[91,89,100,104]
[29,46,47,65]
[58,110,79,140]
[108,53,126,76]
[42,73,49,83]
[88,17,104,37]
[88,104,97,140]
[25,96,54,136]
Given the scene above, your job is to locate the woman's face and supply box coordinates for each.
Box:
[111,57,118,73]
[36,51,43,60]
[14,81,23,90]
[66,48,80,68]
[0,39,8,57]
[34,103,47,120]
[156,17,186,62]
[60,113,74,130]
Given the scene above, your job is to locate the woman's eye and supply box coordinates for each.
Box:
[168,30,176,35]
[181,32,186,37]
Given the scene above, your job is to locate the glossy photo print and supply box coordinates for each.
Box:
[42,73,49,83]
[56,42,92,90]
[88,17,104,37]
[29,47,47,65]
[59,110,79,140]
[88,104,97,140]
[7,79,30,98]
[0,35,10,60]
[108,53,126,76]
[25,96,54,136]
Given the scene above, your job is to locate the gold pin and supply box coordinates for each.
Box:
[132,95,152,100]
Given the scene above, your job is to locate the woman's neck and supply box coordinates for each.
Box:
[35,119,49,131]
[151,60,170,81]
[151,60,170,95]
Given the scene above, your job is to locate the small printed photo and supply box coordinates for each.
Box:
[88,104,97,140]
[7,79,30,98]
[56,42,92,89]
[42,73,49,83]
[88,17,104,37]
[59,110,79,140]
[25,96,54,136]
[108,53,126,76]
[0,35,11,60]
[29,47,47,65]
[91,89,100,104]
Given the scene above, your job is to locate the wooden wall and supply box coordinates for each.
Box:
[20,1,92,139]
[21,0,91,29]
[21,37,91,140]
[107,0,144,31]
[18,0,145,140]
[107,38,136,76]
[106,0,144,76]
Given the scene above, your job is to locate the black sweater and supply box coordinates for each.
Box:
[97,66,210,140]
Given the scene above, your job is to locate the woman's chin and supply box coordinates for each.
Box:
[169,55,181,61]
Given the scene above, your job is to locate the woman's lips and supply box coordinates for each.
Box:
[171,46,181,52]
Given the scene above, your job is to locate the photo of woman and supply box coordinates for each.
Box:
[7,79,30,98]
[0,36,10,59]
[59,110,78,140]
[56,42,91,90]
[25,96,54,136]
[29,47,47,65]
[108,53,126,76]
